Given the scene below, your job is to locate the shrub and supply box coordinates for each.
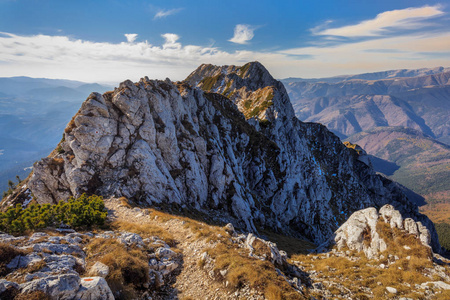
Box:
[111,220,176,247]
[2,177,21,199]
[0,194,107,234]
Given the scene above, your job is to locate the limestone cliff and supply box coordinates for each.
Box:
[14,62,440,251]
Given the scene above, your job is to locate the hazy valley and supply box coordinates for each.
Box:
[0,77,112,193]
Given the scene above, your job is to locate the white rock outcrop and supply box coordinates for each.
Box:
[332,204,433,258]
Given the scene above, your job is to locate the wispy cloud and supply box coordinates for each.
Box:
[229,24,256,44]
[154,8,183,20]
[315,5,444,37]
[124,33,138,43]
[310,20,333,35]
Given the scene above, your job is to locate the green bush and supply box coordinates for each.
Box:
[0,194,107,234]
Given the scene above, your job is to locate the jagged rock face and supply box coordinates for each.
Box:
[185,62,294,122]
[331,204,433,259]
[26,62,440,250]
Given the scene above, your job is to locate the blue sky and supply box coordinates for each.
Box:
[0,0,449,82]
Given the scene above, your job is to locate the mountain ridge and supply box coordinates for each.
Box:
[281,66,450,84]
[2,62,441,253]
[284,70,450,144]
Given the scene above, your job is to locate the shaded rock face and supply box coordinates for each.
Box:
[25,62,440,250]
[332,204,434,259]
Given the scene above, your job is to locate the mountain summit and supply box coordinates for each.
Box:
[6,62,440,251]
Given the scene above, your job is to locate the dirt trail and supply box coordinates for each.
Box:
[104,197,235,300]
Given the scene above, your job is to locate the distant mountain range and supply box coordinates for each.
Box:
[281,66,450,84]
[0,77,112,192]
[283,67,450,205]
[348,127,450,203]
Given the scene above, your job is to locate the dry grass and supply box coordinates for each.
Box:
[293,252,433,298]
[376,221,432,260]
[435,290,450,299]
[12,260,48,283]
[64,113,79,134]
[118,196,132,208]
[138,203,228,242]
[291,219,439,298]
[15,291,51,300]
[0,243,25,276]
[264,283,283,300]
[25,260,47,274]
[111,219,176,247]
[85,238,149,300]
[184,220,227,241]
[252,238,272,258]
[207,242,304,300]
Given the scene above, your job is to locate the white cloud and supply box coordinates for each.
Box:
[0,31,271,82]
[154,8,183,19]
[161,33,179,44]
[0,22,449,84]
[161,33,181,50]
[124,33,138,43]
[316,5,444,37]
[229,24,255,44]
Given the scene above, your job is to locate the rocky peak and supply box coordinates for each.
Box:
[6,62,441,253]
[185,61,295,122]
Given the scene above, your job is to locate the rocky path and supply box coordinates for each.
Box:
[104,197,235,300]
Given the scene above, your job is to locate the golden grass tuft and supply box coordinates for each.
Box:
[64,113,79,134]
[111,220,176,247]
[252,238,272,258]
[25,260,47,274]
[376,220,432,260]
[15,291,51,300]
[207,243,304,299]
[0,243,25,276]
[264,283,282,300]
[85,238,149,300]
[118,197,132,208]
